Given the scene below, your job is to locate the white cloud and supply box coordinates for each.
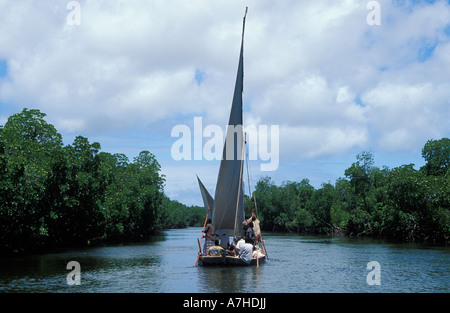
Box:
[0,0,248,134]
[363,82,450,150]
[249,72,368,159]
[0,0,449,204]
[281,125,368,159]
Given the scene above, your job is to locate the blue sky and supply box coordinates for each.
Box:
[0,59,7,78]
[0,0,449,205]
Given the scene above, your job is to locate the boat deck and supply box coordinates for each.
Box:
[199,254,266,266]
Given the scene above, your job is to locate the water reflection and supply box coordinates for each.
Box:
[0,228,448,293]
[197,266,265,293]
[0,237,166,293]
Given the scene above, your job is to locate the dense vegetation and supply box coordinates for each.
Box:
[0,109,202,255]
[250,139,449,243]
[1,109,448,255]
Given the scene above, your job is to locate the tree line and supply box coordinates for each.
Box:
[1,109,448,255]
[0,109,202,255]
[250,139,449,243]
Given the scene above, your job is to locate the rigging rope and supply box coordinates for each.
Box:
[245,133,258,217]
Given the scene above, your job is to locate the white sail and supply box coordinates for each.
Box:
[211,8,247,238]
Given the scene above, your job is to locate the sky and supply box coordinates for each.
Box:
[0,0,449,206]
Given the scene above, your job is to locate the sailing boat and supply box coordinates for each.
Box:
[196,8,267,267]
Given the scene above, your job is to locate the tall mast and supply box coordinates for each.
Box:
[212,7,248,237]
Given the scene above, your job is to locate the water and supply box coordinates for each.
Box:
[0,228,448,293]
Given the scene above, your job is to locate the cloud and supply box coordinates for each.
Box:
[0,0,247,134]
[245,0,449,158]
[363,82,450,150]
[248,72,368,159]
[0,0,449,205]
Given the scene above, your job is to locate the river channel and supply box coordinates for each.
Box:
[0,228,448,293]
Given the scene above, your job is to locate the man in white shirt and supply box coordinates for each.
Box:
[239,238,254,264]
[235,236,245,254]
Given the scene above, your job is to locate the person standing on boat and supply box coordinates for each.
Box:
[202,219,215,256]
[245,222,256,243]
[243,214,261,241]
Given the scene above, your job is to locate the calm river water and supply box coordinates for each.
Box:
[0,228,448,293]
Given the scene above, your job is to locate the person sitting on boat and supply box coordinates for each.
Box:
[202,219,215,256]
[252,246,265,258]
[234,236,245,254]
[208,240,224,256]
[238,238,254,264]
[226,244,236,257]
[218,233,229,249]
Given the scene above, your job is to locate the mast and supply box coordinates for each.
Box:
[212,8,247,238]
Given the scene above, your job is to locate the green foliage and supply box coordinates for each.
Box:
[1,109,448,254]
[252,143,449,243]
[0,109,64,252]
[0,109,186,255]
[421,138,450,176]
[158,197,205,229]
[101,151,165,241]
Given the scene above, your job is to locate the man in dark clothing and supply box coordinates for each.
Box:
[245,221,256,243]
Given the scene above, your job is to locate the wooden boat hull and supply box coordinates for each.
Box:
[198,254,266,267]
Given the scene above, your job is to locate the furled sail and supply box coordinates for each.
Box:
[212,8,247,238]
